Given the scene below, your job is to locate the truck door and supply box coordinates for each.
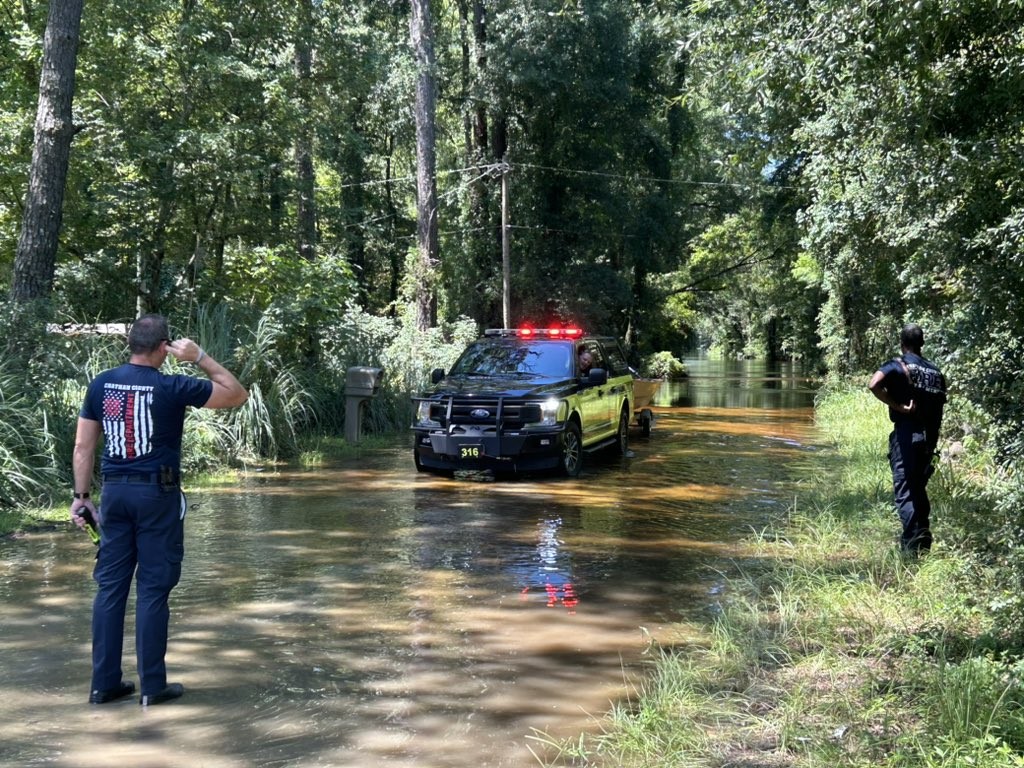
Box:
[577,340,613,440]
[596,339,631,434]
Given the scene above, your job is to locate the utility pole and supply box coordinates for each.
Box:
[501,157,510,327]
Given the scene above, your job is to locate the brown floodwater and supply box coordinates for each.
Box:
[0,358,818,768]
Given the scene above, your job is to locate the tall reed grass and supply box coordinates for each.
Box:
[0,362,60,507]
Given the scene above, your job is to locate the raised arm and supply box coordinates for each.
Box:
[167,339,248,409]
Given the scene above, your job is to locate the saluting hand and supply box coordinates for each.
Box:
[166,338,205,364]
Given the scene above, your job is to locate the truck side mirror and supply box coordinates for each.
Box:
[430,367,445,384]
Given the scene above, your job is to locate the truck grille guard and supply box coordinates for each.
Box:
[414,395,544,431]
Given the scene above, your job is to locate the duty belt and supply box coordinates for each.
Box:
[103,473,179,487]
[103,473,158,483]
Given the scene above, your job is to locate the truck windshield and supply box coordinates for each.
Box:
[450,340,572,378]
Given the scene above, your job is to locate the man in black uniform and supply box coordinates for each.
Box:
[70,314,248,705]
[868,323,947,553]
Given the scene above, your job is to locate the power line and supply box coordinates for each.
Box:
[348,220,645,242]
[515,162,771,190]
[324,159,786,238]
[335,163,489,190]
[328,161,784,192]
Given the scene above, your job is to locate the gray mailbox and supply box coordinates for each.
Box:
[344,366,383,443]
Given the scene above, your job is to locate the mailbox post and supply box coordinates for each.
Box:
[344,366,383,443]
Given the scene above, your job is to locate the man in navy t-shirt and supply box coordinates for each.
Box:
[868,323,947,554]
[70,314,247,705]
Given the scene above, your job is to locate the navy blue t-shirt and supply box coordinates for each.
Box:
[877,358,914,419]
[80,363,213,475]
[877,353,947,428]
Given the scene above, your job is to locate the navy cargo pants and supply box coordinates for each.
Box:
[888,424,933,553]
[91,480,184,697]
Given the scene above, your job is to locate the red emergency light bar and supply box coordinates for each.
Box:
[484,327,583,339]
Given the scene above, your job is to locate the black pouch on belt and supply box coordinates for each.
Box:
[159,466,179,491]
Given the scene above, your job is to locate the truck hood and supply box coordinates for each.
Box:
[425,375,575,399]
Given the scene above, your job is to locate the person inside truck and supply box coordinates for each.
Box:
[578,349,594,377]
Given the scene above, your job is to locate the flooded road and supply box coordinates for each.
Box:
[0,359,817,767]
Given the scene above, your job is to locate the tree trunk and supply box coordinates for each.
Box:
[384,134,402,316]
[136,164,175,316]
[336,125,368,306]
[472,0,488,156]
[294,0,317,262]
[410,0,439,331]
[10,0,84,303]
[457,0,472,155]
[456,0,488,156]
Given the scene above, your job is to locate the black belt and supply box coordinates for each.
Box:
[103,473,175,485]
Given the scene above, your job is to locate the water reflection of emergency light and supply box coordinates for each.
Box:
[513,516,581,614]
[520,579,579,614]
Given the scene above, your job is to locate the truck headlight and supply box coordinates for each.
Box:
[537,397,564,426]
[415,400,441,428]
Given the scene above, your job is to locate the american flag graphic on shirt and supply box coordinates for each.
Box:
[102,384,155,459]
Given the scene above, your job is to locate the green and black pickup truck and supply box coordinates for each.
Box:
[411,326,634,477]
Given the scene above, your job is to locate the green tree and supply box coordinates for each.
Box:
[54,0,298,318]
[476,0,694,351]
[687,0,1024,426]
[669,205,819,361]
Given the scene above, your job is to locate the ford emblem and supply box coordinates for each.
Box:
[471,408,490,419]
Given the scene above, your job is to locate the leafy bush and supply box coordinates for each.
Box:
[640,351,688,380]
[315,303,479,435]
[0,302,128,508]
[219,244,357,360]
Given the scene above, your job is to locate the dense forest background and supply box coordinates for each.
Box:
[1,0,1022,483]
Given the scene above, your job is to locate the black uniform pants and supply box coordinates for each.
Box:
[888,424,933,553]
[91,480,185,696]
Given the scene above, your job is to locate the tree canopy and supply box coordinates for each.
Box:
[1,0,1023,455]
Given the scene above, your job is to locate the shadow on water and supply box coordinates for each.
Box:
[0,357,818,767]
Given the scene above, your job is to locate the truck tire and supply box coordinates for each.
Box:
[560,421,584,477]
[640,409,652,438]
[414,449,453,478]
[614,406,629,456]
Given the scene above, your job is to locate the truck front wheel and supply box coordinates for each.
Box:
[560,421,583,477]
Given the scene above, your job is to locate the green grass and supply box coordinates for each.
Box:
[296,432,406,463]
[531,384,1024,768]
[0,507,69,537]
